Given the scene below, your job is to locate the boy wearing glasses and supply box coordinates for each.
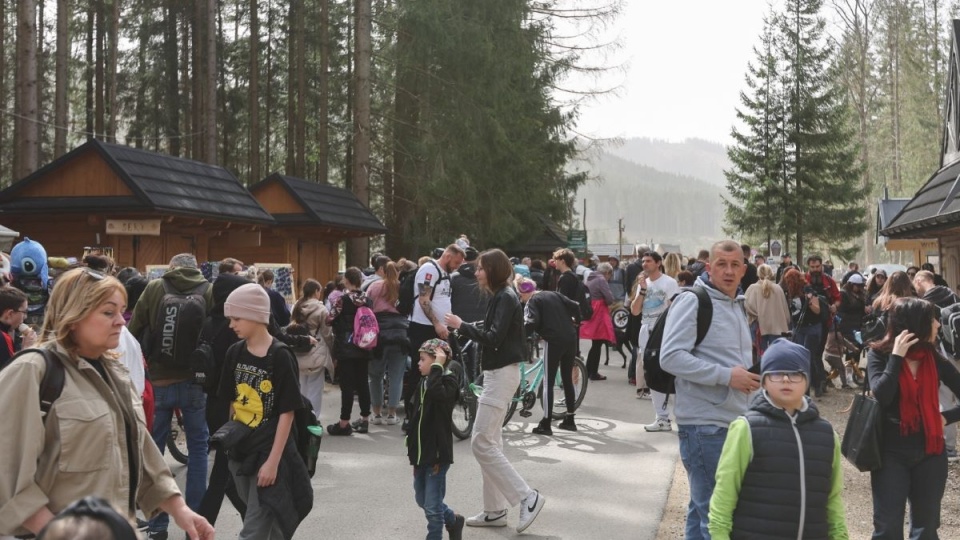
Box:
[708,339,848,539]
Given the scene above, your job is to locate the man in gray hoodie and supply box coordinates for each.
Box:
[660,240,760,540]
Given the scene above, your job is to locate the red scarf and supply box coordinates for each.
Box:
[899,347,944,455]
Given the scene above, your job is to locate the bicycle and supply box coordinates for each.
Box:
[167,408,189,464]
[448,328,481,441]
[472,340,588,427]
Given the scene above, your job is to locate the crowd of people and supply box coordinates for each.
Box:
[2,236,960,539]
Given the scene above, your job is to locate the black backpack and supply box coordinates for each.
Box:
[573,279,594,322]
[187,317,229,393]
[147,280,210,371]
[397,260,446,317]
[642,287,713,394]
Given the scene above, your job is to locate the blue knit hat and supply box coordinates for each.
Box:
[761,338,811,384]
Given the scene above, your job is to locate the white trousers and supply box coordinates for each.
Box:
[472,366,532,511]
[639,324,671,423]
[300,368,326,418]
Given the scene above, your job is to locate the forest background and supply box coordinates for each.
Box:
[1,0,958,264]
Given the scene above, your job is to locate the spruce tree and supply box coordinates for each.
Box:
[779,0,867,261]
[724,12,787,252]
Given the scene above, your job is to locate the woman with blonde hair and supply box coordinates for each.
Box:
[663,252,684,279]
[0,268,213,539]
[744,264,791,355]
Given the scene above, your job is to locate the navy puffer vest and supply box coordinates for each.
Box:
[731,393,836,539]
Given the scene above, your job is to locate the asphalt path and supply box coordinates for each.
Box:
[165,340,679,539]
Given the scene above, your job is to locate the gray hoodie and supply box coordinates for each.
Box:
[660,281,752,427]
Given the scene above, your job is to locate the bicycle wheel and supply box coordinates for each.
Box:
[551,356,588,419]
[167,410,189,464]
[450,362,476,440]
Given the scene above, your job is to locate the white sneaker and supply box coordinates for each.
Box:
[371,415,383,425]
[517,490,545,533]
[465,510,508,528]
[385,415,399,425]
[644,418,672,432]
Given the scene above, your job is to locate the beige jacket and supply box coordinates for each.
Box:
[0,344,180,536]
[293,298,334,372]
[744,281,792,336]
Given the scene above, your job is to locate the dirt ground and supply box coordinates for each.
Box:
[655,383,960,539]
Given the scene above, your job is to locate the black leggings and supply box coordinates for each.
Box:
[339,357,371,421]
[542,340,577,419]
[586,339,604,377]
[871,429,947,539]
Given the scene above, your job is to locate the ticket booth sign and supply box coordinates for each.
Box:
[106,219,162,236]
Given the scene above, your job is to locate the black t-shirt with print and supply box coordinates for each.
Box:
[217,340,301,429]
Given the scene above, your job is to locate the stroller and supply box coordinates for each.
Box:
[824,318,865,388]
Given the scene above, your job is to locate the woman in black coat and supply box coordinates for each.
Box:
[867,297,960,539]
[444,249,545,532]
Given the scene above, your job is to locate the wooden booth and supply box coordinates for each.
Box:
[241,173,387,285]
[0,140,386,289]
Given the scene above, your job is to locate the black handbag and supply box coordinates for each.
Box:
[841,391,883,472]
[209,420,253,452]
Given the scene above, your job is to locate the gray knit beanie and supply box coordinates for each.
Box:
[224,283,271,324]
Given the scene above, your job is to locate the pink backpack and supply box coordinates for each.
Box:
[353,306,380,350]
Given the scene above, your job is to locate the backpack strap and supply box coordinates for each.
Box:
[7,347,66,422]
[426,260,446,301]
[686,287,713,346]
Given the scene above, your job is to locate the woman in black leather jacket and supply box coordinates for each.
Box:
[444,249,546,533]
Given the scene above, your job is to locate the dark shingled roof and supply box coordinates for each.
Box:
[251,173,387,234]
[508,215,568,255]
[876,196,910,243]
[880,159,960,238]
[0,139,275,224]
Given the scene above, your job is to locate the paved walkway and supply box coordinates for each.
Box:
[167,341,679,539]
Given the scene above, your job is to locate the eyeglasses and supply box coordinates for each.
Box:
[16,309,27,314]
[765,372,806,383]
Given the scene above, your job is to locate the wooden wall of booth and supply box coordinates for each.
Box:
[207,227,341,287]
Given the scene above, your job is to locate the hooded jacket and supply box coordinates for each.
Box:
[128,267,214,382]
[922,285,960,309]
[406,364,460,467]
[291,298,333,372]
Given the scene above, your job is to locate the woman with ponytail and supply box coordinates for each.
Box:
[867,297,960,538]
[290,279,333,417]
[366,261,409,425]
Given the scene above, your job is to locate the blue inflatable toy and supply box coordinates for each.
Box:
[10,237,50,325]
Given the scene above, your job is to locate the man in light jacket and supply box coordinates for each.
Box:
[660,239,759,540]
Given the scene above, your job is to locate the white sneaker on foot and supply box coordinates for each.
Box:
[371,415,383,425]
[465,510,508,527]
[517,490,545,533]
[385,415,399,425]
[644,418,672,432]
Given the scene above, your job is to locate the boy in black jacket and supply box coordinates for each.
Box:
[408,338,464,540]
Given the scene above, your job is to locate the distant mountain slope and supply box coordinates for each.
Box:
[571,152,725,253]
[605,137,731,188]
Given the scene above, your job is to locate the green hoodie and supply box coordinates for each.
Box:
[128,267,214,382]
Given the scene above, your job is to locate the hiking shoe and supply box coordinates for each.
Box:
[557,414,577,432]
[636,387,651,399]
[447,513,465,540]
[351,420,369,434]
[385,415,399,425]
[326,422,353,436]
[532,418,553,436]
[465,510,508,528]
[371,415,383,425]
[517,490,545,533]
[644,419,672,432]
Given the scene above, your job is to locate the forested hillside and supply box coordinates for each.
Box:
[573,151,724,252]
[606,137,731,188]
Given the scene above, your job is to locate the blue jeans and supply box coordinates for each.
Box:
[149,381,209,531]
[369,344,407,411]
[413,463,456,540]
[678,424,728,540]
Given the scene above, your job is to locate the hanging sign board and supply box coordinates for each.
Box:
[106,219,162,236]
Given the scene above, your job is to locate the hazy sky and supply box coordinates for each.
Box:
[567,0,770,145]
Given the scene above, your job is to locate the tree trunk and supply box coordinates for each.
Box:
[84,0,93,139]
[191,0,201,160]
[265,0,273,170]
[94,0,104,139]
[165,0,179,156]
[295,0,306,176]
[1,0,7,181]
[389,18,419,258]
[106,0,118,142]
[204,0,216,164]
[15,0,38,180]
[130,14,149,149]
[285,0,296,174]
[348,0,372,266]
[249,0,260,181]
[54,0,68,156]
[318,0,329,183]
[36,0,43,159]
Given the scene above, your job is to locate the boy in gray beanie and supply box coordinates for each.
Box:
[219,283,313,538]
[709,339,848,539]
